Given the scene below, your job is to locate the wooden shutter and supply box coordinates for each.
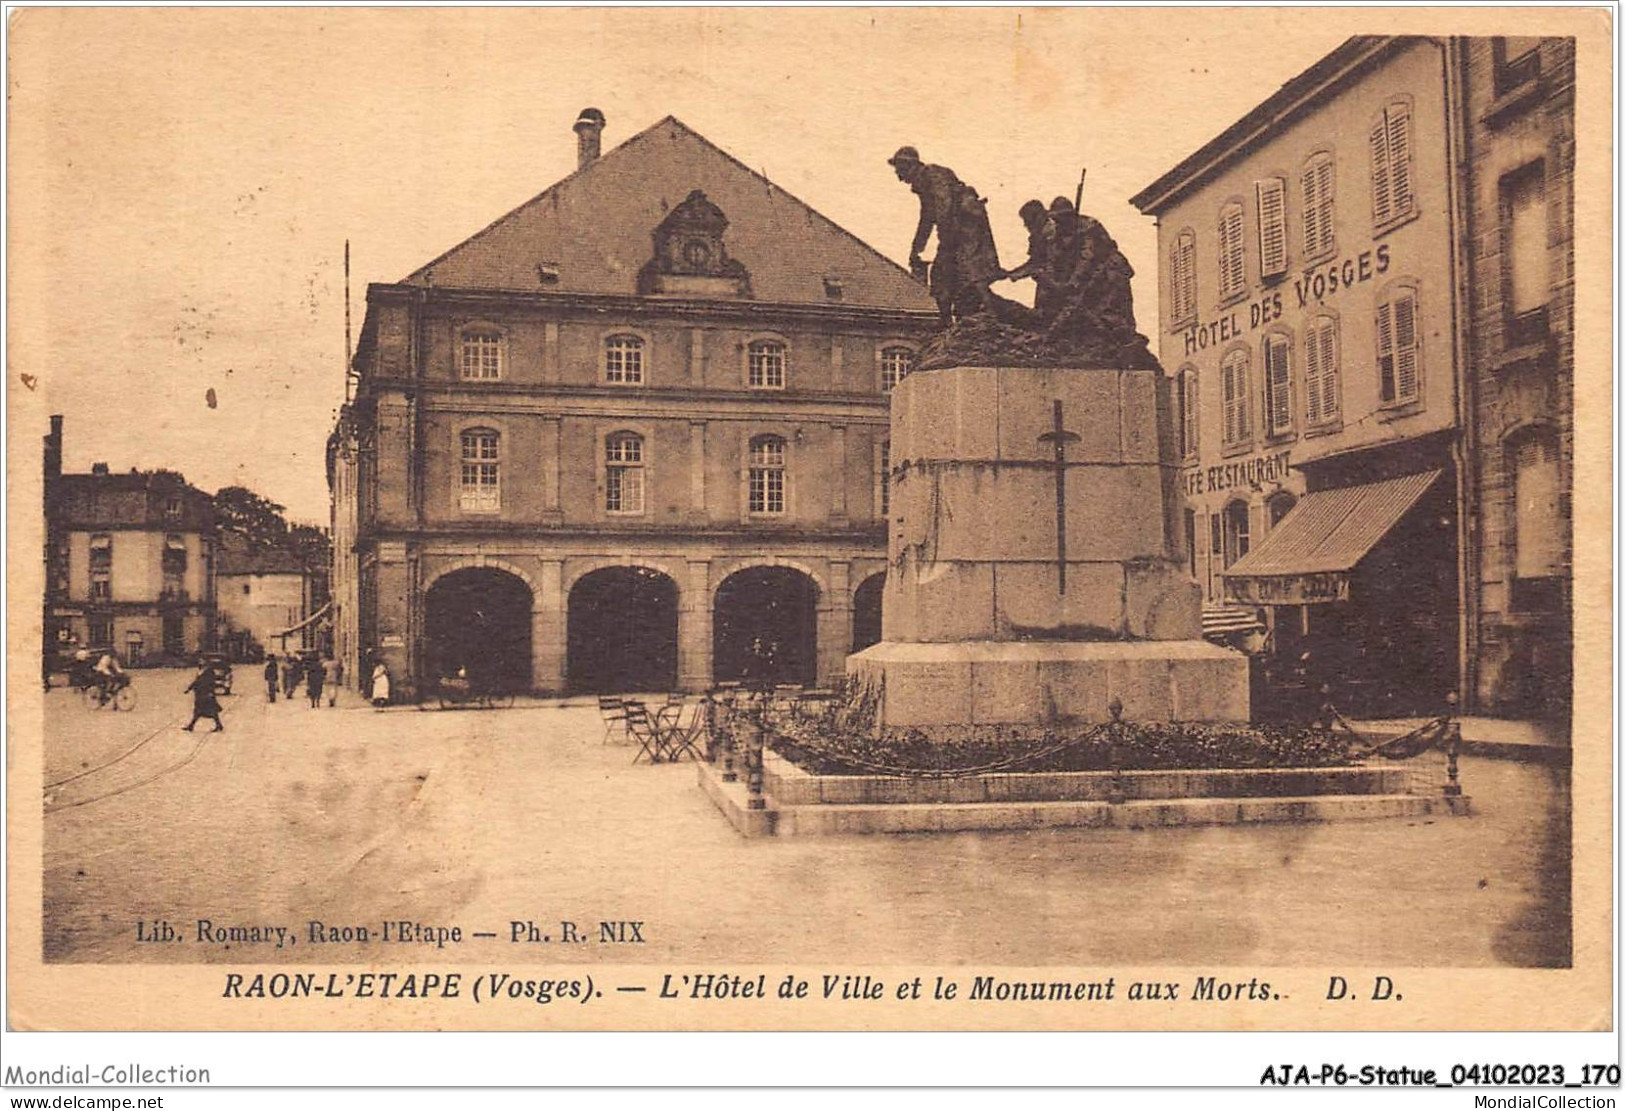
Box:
[1387,103,1413,217]
[1221,350,1248,444]
[1256,179,1287,278]
[1304,322,1324,425]
[1170,232,1196,323]
[1392,290,1419,401]
[1219,204,1245,298]
[1264,333,1291,434]
[1302,155,1334,256]
[1370,115,1393,226]
[1181,368,1199,456]
[1316,318,1339,422]
[1375,299,1396,402]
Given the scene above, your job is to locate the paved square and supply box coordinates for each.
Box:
[42,671,1570,967]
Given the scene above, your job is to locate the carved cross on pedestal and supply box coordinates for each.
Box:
[1037,399,1082,594]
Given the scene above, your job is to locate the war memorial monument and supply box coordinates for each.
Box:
[698,145,1466,835]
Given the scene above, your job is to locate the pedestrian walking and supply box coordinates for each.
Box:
[325,656,342,707]
[370,662,391,708]
[307,659,326,708]
[263,654,279,703]
[282,656,299,699]
[183,664,224,732]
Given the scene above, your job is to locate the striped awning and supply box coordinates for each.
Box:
[1222,470,1441,605]
[1202,605,1264,639]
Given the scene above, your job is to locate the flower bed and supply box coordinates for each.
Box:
[766,716,1359,777]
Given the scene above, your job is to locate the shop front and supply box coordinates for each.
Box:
[1223,462,1459,720]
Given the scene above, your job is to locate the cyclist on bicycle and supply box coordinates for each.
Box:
[92,649,129,704]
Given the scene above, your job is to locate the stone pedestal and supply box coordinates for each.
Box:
[848,364,1248,727]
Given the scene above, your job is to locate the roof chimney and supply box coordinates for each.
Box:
[44,414,63,483]
[91,462,110,475]
[573,108,605,170]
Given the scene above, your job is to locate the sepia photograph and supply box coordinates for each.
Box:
[3,3,1614,1084]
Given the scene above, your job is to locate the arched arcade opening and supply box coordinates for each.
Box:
[567,566,680,693]
[424,567,533,694]
[712,566,819,686]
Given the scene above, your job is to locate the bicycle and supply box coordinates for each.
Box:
[82,677,136,712]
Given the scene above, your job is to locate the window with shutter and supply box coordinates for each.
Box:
[1178,366,1199,458]
[1371,102,1416,229]
[1376,289,1420,406]
[1303,315,1340,426]
[1256,179,1287,278]
[1170,231,1197,324]
[1220,349,1250,447]
[1263,333,1292,436]
[1301,154,1336,258]
[1218,204,1246,300]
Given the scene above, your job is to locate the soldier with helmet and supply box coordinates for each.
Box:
[887,146,1003,327]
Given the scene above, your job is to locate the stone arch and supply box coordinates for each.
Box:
[424,555,539,596]
[708,557,828,604]
[423,564,534,694]
[711,564,822,686]
[566,564,681,693]
[564,556,688,598]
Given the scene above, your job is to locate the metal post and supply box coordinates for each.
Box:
[1106,697,1126,805]
[745,699,766,810]
[1443,720,1462,798]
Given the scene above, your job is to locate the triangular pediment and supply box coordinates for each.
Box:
[403,116,934,312]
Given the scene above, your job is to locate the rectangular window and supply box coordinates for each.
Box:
[1169,231,1197,325]
[1304,316,1340,426]
[460,331,503,380]
[1220,350,1251,447]
[1209,513,1223,556]
[748,438,787,515]
[1256,179,1287,279]
[458,430,501,512]
[1178,368,1199,459]
[1301,155,1336,258]
[605,337,645,384]
[1370,103,1415,229]
[748,343,786,389]
[605,435,645,514]
[1262,333,1292,437]
[1376,290,1421,405]
[1502,165,1549,345]
[1495,37,1542,96]
[89,616,112,646]
[89,533,112,600]
[749,467,785,515]
[1218,204,1246,300]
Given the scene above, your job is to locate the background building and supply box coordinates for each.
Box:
[1461,35,1575,720]
[215,533,319,660]
[333,111,936,699]
[1132,35,1574,721]
[44,416,218,664]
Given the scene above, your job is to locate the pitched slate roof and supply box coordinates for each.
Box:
[403,116,935,312]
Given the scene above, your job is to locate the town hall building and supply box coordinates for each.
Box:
[330,110,936,699]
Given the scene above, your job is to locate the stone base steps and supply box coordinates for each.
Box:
[698,761,1470,838]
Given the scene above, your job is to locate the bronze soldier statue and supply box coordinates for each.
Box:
[888,146,1002,327]
[999,199,1059,321]
[1041,196,1155,367]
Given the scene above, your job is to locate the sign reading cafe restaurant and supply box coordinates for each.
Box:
[1183,449,1292,497]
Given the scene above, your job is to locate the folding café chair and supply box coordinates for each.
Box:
[598,695,627,744]
[624,702,663,764]
[660,699,708,763]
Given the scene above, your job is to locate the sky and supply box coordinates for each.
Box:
[7,7,1367,522]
